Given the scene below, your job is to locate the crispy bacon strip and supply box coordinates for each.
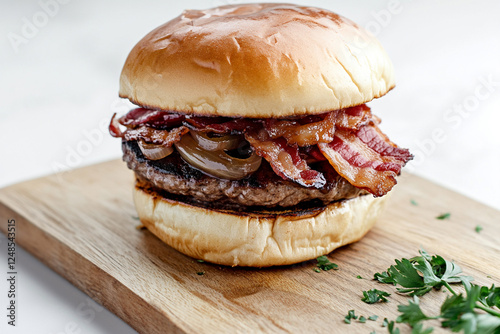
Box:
[261,105,377,147]
[333,104,379,130]
[185,117,257,134]
[302,145,327,162]
[245,131,326,188]
[111,108,189,147]
[109,113,189,146]
[122,126,189,146]
[111,104,412,194]
[119,108,185,129]
[356,123,412,161]
[109,113,123,137]
[264,112,336,147]
[318,125,411,196]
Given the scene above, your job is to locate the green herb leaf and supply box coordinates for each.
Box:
[411,322,434,334]
[374,271,397,285]
[344,309,357,324]
[410,199,419,206]
[432,272,499,333]
[316,255,338,271]
[478,284,500,308]
[411,251,474,292]
[356,275,363,279]
[196,271,205,276]
[358,316,366,323]
[441,291,500,334]
[475,314,500,333]
[369,315,379,321]
[313,268,321,273]
[361,289,391,304]
[396,296,434,327]
[475,225,483,233]
[376,250,472,297]
[387,320,400,334]
[388,259,431,296]
[436,212,451,220]
[355,250,500,334]
[440,293,470,326]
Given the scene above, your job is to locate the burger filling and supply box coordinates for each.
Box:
[110,105,412,208]
[123,141,366,208]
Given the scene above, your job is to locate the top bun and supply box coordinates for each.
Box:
[119,3,395,118]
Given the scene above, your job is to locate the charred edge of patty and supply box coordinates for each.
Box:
[135,179,333,218]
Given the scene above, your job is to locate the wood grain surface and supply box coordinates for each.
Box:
[0,159,499,334]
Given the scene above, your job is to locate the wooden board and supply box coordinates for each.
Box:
[0,160,499,334]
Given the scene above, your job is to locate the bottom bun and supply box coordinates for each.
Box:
[133,183,388,267]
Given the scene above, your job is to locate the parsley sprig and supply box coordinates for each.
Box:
[371,249,500,333]
[393,284,500,333]
[374,249,473,296]
[396,296,437,326]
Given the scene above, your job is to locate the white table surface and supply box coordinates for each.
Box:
[1,0,499,333]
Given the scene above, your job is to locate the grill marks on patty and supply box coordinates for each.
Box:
[123,141,366,208]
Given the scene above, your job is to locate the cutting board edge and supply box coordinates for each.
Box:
[0,201,187,334]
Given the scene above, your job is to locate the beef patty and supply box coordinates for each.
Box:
[122,140,367,207]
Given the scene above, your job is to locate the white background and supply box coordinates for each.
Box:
[1,0,499,333]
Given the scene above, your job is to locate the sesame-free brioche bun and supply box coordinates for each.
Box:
[134,183,388,267]
[119,3,395,118]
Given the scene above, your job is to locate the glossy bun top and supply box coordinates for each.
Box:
[119,3,395,118]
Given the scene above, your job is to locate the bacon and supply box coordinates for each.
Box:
[302,145,327,162]
[118,108,185,129]
[245,131,326,188]
[356,123,412,161]
[185,117,258,134]
[111,105,412,194]
[333,104,379,130]
[260,105,376,147]
[122,125,189,146]
[109,112,189,147]
[318,126,412,196]
[109,113,123,137]
[264,112,336,147]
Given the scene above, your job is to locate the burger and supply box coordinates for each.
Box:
[109,3,412,267]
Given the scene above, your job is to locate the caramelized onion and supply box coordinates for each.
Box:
[174,134,262,180]
[138,140,174,160]
[190,130,241,151]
